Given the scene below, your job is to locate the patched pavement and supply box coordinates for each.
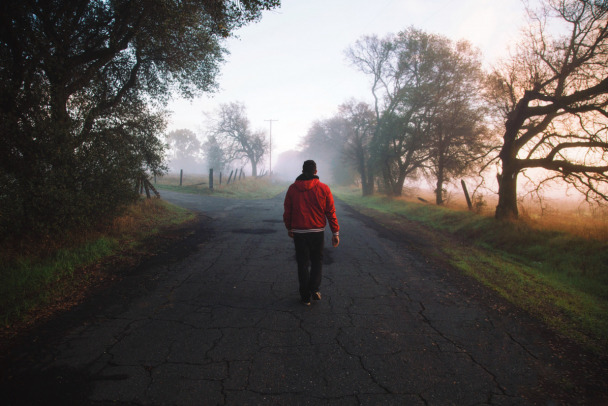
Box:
[1,189,606,405]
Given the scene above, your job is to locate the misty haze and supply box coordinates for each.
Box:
[1,0,607,404]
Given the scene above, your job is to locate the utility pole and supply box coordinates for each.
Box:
[264,119,278,175]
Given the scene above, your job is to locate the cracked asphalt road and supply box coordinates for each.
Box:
[1,190,606,405]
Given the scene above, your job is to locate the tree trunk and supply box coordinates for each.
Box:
[388,160,409,197]
[251,160,257,177]
[435,155,445,205]
[435,137,445,205]
[381,163,394,196]
[495,164,519,220]
[363,154,377,196]
[392,169,406,197]
[391,184,402,196]
[362,177,374,196]
[495,91,530,220]
[360,154,374,196]
[435,175,444,205]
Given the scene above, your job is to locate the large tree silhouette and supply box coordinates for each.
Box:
[0,0,279,235]
[490,0,608,220]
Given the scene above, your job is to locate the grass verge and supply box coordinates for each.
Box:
[335,187,608,355]
[155,174,288,200]
[0,198,196,331]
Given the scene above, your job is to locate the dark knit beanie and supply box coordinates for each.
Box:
[302,160,317,176]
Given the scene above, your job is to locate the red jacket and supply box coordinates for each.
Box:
[283,175,339,235]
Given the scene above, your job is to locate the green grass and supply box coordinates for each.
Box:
[0,198,196,327]
[335,187,608,355]
[1,237,118,324]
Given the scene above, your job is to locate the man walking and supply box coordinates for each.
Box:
[283,160,340,305]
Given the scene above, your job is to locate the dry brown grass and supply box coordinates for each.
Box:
[395,186,608,241]
[108,198,182,236]
[518,202,608,241]
[1,198,192,262]
[156,172,288,199]
[156,172,208,187]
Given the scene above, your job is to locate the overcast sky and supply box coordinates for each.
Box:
[167,0,529,163]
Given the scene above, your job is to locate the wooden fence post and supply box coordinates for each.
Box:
[219,172,222,185]
[461,180,473,211]
[209,168,214,190]
[227,169,234,185]
[179,169,183,187]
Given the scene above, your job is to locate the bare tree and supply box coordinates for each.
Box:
[490,0,608,220]
[209,102,267,176]
[345,34,393,194]
[345,35,393,126]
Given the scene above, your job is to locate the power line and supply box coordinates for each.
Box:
[264,119,278,175]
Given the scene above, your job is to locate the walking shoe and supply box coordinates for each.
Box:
[312,291,322,301]
[301,297,311,306]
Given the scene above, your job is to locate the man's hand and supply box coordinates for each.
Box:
[332,235,340,247]
[288,230,294,238]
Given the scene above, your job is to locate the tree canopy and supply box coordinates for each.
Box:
[165,129,204,173]
[0,0,280,237]
[345,28,489,198]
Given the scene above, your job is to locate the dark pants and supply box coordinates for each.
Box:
[293,232,324,300]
